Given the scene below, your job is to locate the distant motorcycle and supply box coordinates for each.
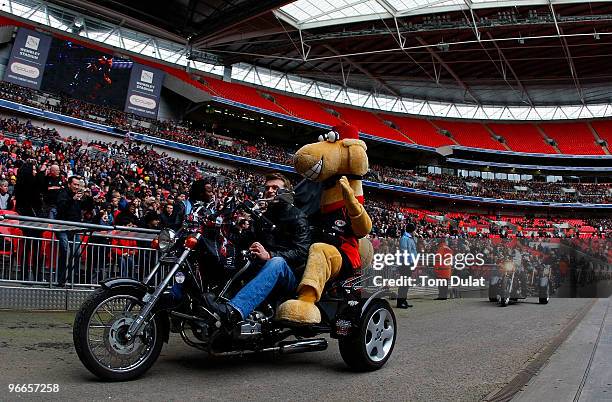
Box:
[73,195,396,381]
[488,261,550,306]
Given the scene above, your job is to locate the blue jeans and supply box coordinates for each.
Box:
[120,255,135,277]
[56,232,79,285]
[228,257,297,319]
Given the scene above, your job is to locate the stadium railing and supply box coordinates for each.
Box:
[0,214,160,288]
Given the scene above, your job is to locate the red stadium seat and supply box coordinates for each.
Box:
[266,91,342,127]
[203,77,288,115]
[487,123,557,154]
[539,122,604,155]
[379,114,454,147]
[330,105,412,143]
[432,120,506,150]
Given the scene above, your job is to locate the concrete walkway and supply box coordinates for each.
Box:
[512,296,612,402]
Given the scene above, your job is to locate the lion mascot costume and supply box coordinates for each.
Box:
[277,123,373,324]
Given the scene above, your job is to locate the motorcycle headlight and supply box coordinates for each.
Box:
[158,229,176,252]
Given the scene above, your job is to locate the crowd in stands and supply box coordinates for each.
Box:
[0,117,610,242]
[0,80,611,206]
[367,165,611,203]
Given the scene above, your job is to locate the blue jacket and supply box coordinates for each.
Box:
[399,231,417,265]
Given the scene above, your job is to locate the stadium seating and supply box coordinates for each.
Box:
[432,120,506,150]
[487,123,557,154]
[378,114,454,147]
[101,69,612,155]
[264,91,342,127]
[539,122,604,155]
[202,77,287,115]
[589,121,612,150]
[329,105,412,143]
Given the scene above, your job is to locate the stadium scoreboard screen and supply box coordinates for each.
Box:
[3,28,164,118]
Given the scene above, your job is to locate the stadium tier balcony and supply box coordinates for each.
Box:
[539,122,605,155]
[378,114,455,148]
[432,120,506,150]
[487,123,557,154]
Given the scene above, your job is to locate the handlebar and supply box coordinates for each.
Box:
[189,199,276,231]
[240,199,276,231]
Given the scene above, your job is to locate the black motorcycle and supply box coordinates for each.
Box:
[488,260,550,306]
[73,195,396,381]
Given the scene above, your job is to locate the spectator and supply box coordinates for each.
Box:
[0,179,13,210]
[397,222,417,308]
[160,202,176,229]
[13,161,44,217]
[55,175,84,287]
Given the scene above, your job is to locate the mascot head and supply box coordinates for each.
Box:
[294,123,368,182]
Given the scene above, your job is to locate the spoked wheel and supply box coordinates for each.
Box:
[539,283,550,304]
[73,288,164,381]
[339,300,396,371]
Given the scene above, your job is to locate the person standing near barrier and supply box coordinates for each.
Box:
[396,222,417,308]
[55,176,84,287]
[13,161,43,217]
[42,164,63,219]
[13,161,45,280]
[434,238,453,300]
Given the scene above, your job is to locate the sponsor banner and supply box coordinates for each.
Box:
[3,28,52,89]
[124,64,164,118]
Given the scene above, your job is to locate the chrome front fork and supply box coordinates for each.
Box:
[126,247,192,341]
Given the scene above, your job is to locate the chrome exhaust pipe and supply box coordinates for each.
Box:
[278,338,328,355]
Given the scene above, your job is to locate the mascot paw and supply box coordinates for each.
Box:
[338,176,355,199]
[276,299,321,324]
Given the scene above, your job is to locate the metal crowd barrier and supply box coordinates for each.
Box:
[0,214,161,288]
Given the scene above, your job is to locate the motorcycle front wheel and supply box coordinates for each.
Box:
[73,288,164,381]
[499,277,512,307]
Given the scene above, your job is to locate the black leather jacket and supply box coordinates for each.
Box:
[242,201,312,276]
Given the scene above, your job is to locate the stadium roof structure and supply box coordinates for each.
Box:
[5,0,612,120]
[278,0,546,29]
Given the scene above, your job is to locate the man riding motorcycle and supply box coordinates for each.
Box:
[206,172,312,325]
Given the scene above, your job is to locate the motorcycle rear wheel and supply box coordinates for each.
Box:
[73,287,164,381]
[339,300,396,371]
